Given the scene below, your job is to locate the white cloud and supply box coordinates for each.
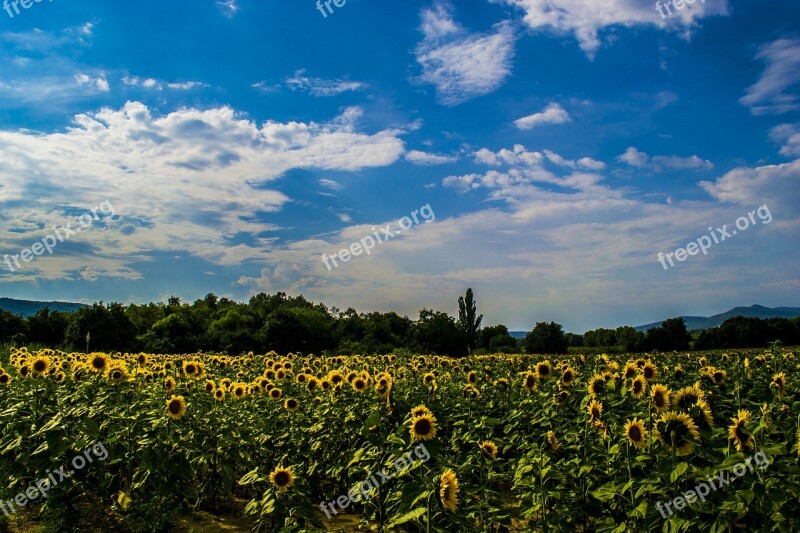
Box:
[0,102,406,280]
[414,1,516,106]
[405,150,459,165]
[285,69,367,97]
[217,0,239,18]
[770,124,800,157]
[75,73,109,92]
[319,178,344,190]
[700,158,800,214]
[617,147,713,171]
[492,0,729,57]
[514,103,571,130]
[740,39,800,115]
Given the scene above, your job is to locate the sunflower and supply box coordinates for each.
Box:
[650,384,671,413]
[0,373,11,386]
[136,353,149,366]
[87,353,109,373]
[561,366,576,386]
[623,362,638,380]
[284,398,299,412]
[411,404,433,418]
[673,384,704,411]
[204,380,216,393]
[624,418,647,449]
[522,371,538,392]
[711,368,726,386]
[536,360,552,380]
[165,396,187,420]
[691,398,715,429]
[439,469,460,512]
[467,371,477,384]
[352,377,368,392]
[494,378,510,391]
[269,466,295,493]
[547,430,559,451]
[728,409,755,452]
[771,372,787,397]
[479,440,498,460]
[107,366,127,384]
[269,388,282,400]
[214,388,225,401]
[630,375,647,399]
[31,356,50,376]
[654,411,700,456]
[587,399,603,421]
[587,374,606,398]
[462,384,480,398]
[642,361,658,381]
[164,377,176,392]
[409,414,437,441]
[232,383,247,399]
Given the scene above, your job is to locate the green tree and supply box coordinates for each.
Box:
[524,321,569,354]
[414,309,467,357]
[457,288,483,354]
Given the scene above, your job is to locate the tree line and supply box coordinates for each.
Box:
[0,290,793,355]
[0,289,560,356]
[576,316,800,351]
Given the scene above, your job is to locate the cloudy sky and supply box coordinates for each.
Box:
[0,0,798,332]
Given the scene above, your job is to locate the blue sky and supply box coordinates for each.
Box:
[0,0,798,332]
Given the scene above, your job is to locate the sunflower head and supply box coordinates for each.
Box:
[630,375,647,399]
[87,353,109,373]
[165,395,187,420]
[536,361,552,380]
[771,372,787,397]
[284,398,299,412]
[409,414,437,441]
[642,361,658,381]
[31,356,50,376]
[214,388,225,401]
[0,373,12,386]
[164,377,176,391]
[587,374,605,398]
[547,430,559,451]
[439,469,460,512]
[269,388,282,400]
[650,384,671,413]
[269,467,295,493]
[728,409,755,452]
[561,366,576,386]
[522,371,538,392]
[624,418,647,449]
[411,404,433,418]
[655,411,700,456]
[479,440,498,460]
[587,399,603,421]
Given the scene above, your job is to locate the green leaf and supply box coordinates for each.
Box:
[670,463,688,483]
[592,482,617,502]
[389,507,427,527]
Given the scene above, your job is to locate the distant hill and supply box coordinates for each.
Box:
[634,305,800,332]
[0,298,87,318]
[509,331,526,339]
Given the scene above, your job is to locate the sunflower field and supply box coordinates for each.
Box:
[0,345,799,532]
